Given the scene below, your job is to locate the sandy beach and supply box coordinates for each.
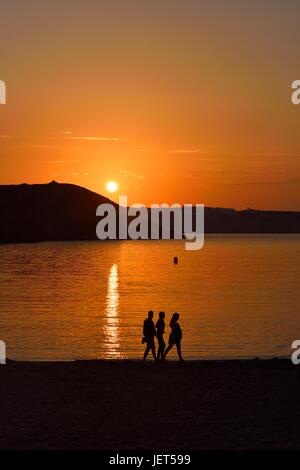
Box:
[0,359,299,450]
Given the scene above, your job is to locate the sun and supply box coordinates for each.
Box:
[106,181,118,193]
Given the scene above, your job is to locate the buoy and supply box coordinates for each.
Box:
[173,256,178,264]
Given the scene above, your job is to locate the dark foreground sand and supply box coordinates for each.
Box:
[0,359,299,450]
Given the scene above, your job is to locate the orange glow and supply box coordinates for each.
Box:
[0,2,300,210]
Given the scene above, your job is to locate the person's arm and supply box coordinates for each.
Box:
[178,324,182,339]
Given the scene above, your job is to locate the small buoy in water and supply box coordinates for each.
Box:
[173,256,178,264]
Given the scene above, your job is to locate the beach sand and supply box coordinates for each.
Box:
[0,359,299,450]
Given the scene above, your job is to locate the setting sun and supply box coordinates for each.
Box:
[106,181,118,193]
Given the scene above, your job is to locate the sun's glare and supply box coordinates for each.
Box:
[106,181,118,193]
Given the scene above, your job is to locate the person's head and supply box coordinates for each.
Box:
[159,311,165,319]
[170,312,180,326]
[148,310,154,319]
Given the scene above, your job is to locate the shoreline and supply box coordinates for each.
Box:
[1,233,300,246]
[2,356,293,366]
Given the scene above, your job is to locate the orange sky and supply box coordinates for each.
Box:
[0,0,300,210]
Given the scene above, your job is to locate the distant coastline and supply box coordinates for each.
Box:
[0,181,300,244]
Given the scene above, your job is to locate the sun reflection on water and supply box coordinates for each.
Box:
[102,264,124,358]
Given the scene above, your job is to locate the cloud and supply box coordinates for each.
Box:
[45,159,80,163]
[120,169,144,179]
[70,136,126,142]
[246,152,300,158]
[218,179,300,186]
[120,169,133,175]
[24,144,52,148]
[65,171,89,176]
[135,149,299,159]
[135,148,206,156]
[165,149,203,154]
[186,174,202,179]
[211,151,300,159]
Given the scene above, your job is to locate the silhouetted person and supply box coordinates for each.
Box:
[142,311,157,362]
[164,312,183,361]
[155,311,165,360]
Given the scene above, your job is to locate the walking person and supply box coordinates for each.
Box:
[155,311,166,360]
[142,311,157,362]
[164,312,183,361]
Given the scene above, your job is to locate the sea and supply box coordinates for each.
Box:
[0,235,299,361]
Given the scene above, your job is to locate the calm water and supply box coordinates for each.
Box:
[0,235,299,361]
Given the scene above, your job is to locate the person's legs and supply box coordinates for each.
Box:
[151,345,157,361]
[176,342,183,361]
[157,346,161,360]
[161,338,166,359]
[157,336,165,360]
[156,338,161,360]
[148,338,157,361]
[164,343,173,359]
[157,337,161,360]
[143,344,150,361]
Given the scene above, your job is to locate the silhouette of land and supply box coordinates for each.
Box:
[0,182,300,243]
[0,359,299,450]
